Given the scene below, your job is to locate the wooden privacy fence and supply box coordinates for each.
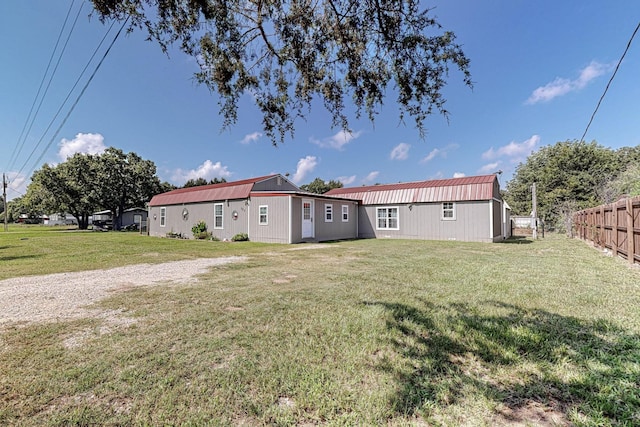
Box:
[573,196,640,266]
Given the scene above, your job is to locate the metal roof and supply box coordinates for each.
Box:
[325,174,498,204]
[149,175,279,206]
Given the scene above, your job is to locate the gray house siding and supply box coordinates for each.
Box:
[249,196,290,243]
[314,199,358,241]
[358,201,493,242]
[149,200,248,240]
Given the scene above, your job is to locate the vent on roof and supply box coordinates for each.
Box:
[277,176,282,186]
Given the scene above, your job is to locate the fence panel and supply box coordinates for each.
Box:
[573,196,640,266]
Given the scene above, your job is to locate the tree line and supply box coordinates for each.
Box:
[504,140,640,231]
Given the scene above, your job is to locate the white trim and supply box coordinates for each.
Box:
[341,205,349,222]
[376,206,399,230]
[288,196,292,244]
[489,200,493,239]
[160,207,166,227]
[324,203,333,222]
[213,203,224,229]
[259,205,268,225]
[441,202,456,221]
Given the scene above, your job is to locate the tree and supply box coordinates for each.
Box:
[300,177,343,194]
[91,0,472,143]
[504,140,623,230]
[25,148,164,230]
[27,155,98,229]
[183,177,227,188]
[93,148,163,230]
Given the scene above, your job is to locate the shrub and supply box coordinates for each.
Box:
[231,233,249,242]
[191,221,212,240]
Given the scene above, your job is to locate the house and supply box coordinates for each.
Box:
[44,213,78,226]
[147,174,359,243]
[325,174,510,243]
[93,208,148,230]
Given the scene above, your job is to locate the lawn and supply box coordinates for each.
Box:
[1,228,639,426]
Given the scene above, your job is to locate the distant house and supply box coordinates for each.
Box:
[93,208,148,230]
[44,213,78,226]
[326,174,511,243]
[147,174,359,243]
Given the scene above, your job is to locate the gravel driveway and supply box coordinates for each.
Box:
[0,257,246,329]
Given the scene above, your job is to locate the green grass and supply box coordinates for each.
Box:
[1,228,639,426]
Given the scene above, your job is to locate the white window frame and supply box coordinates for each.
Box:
[259,205,268,225]
[341,205,349,222]
[442,202,456,221]
[325,203,333,222]
[214,203,224,229]
[160,207,166,227]
[376,207,399,230]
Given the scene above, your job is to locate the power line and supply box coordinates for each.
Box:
[6,0,80,172]
[580,21,640,143]
[14,17,120,180]
[17,17,130,183]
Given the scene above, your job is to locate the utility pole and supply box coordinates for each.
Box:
[3,173,8,232]
[531,182,537,239]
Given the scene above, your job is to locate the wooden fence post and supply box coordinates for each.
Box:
[628,197,635,265]
[612,202,618,257]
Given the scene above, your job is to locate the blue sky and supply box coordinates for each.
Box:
[2,1,639,200]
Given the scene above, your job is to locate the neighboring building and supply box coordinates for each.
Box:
[147,174,359,243]
[93,208,148,230]
[44,213,78,226]
[325,174,509,243]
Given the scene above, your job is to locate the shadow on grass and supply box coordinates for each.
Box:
[0,254,42,262]
[367,300,640,425]
[499,236,534,244]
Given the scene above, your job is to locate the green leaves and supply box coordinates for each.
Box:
[25,148,162,230]
[91,0,472,143]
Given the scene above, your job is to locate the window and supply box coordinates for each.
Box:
[376,207,399,230]
[214,203,223,229]
[342,205,349,222]
[259,205,268,225]
[442,202,456,220]
[325,204,333,222]
[160,207,166,227]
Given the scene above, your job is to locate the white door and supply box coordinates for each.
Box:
[302,199,314,238]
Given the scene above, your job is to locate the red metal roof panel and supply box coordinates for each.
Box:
[149,174,278,206]
[325,174,497,204]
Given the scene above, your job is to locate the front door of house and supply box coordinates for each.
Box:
[302,199,314,238]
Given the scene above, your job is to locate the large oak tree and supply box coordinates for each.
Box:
[91,0,472,143]
[26,148,164,230]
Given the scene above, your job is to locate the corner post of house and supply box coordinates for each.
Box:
[612,202,618,257]
[627,197,635,265]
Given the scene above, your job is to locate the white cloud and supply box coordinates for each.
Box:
[420,144,458,164]
[310,130,362,150]
[526,61,613,104]
[421,148,441,163]
[337,175,356,185]
[390,143,410,160]
[478,162,500,174]
[58,132,106,161]
[240,132,262,144]
[363,171,379,184]
[482,135,540,161]
[171,160,232,184]
[453,172,466,178]
[292,156,317,184]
